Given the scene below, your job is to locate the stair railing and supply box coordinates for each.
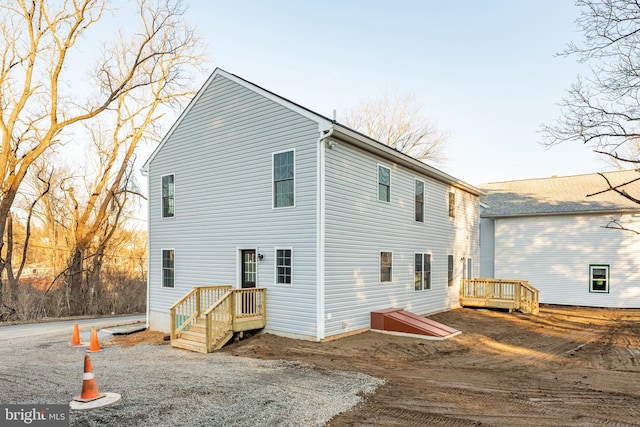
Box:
[169,285,232,341]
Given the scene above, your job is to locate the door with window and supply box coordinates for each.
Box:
[241,250,256,314]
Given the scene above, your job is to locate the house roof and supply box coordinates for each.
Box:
[479,170,640,218]
[141,68,482,196]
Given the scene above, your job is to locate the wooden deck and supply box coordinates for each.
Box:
[460,279,539,314]
[170,286,266,353]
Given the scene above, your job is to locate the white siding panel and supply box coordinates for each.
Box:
[323,142,479,336]
[479,218,495,277]
[148,75,319,336]
[494,214,640,308]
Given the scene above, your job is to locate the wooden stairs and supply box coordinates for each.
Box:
[170,286,266,353]
[171,317,235,354]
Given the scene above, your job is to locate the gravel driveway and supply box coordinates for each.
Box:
[0,324,383,426]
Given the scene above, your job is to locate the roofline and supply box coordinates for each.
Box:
[141,68,482,197]
[481,208,640,219]
[141,67,333,172]
[329,124,483,196]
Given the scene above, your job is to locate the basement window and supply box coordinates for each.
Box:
[589,264,609,293]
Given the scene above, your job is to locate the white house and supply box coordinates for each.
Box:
[142,68,481,341]
[479,170,640,308]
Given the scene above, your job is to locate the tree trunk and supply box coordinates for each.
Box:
[5,214,18,305]
[87,247,104,314]
[68,249,84,315]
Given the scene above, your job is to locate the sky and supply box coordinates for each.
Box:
[167,0,611,186]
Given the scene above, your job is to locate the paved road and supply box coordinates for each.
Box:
[0,314,146,340]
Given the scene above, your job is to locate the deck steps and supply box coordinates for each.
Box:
[171,337,208,353]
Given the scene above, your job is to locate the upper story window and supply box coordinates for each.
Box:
[162,249,174,288]
[273,150,295,208]
[448,192,456,218]
[415,179,425,222]
[590,264,609,293]
[378,165,390,202]
[380,251,393,283]
[162,174,175,218]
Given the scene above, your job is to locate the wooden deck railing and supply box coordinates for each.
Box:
[169,285,232,341]
[171,286,266,352]
[460,279,539,314]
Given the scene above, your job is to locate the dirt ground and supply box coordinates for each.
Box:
[114,305,640,426]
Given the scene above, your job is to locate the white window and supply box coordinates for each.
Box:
[378,165,390,202]
[273,150,295,208]
[415,179,425,222]
[276,249,292,285]
[589,264,609,293]
[380,251,393,283]
[162,249,174,288]
[448,192,455,218]
[415,253,431,291]
[162,174,174,218]
[447,254,454,287]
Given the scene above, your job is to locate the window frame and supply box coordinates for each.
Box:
[272,149,296,209]
[448,192,456,218]
[589,264,610,293]
[379,250,393,283]
[161,174,175,218]
[415,179,425,223]
[378,164,391,203]
[414,252,432,291]
[161,249,175,288]
[447,254,454,287]
[275,248,293,286]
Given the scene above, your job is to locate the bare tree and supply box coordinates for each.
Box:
[542,1,640,169]
[342,89,449,163]
[0,0,204,314]
[540,0,640,226]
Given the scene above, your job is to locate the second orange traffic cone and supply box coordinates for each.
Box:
[73,354,105,402]
[87,327,101,353]
[69,323,82,346]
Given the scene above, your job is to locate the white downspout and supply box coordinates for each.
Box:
[316,126,334,341]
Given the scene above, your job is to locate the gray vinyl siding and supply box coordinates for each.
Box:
[148,74,319,336]
[323,142,479,336]
[479,218,495,277]
[493,214,640,308]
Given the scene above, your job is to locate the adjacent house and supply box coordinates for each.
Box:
[479,170,640,308]
[142,68,482,341]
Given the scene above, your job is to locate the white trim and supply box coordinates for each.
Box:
[448,191,456,219]
[414,178,426,223]
[316,130,331,341]
[160,173,175,219]
[379,250,393,284]
[274,247,293,286]
[377,164,391,203]
[161,248,175,289]
[589,264,610,293]
[272,148,296,209]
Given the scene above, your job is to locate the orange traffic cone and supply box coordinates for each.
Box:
[73,354,105,402]
[70,323,81,346]
[87,327,101,353]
